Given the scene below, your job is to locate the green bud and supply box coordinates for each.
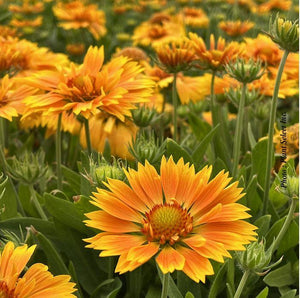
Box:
[225,59,264,84]
[83,156,125,187]
[7,151,48,186]
[129,132,166,165]
[268,14,299,52]
[254,101,270,120]
[131,106,157,127]
[226,86,263,107]
[236,239,273,273]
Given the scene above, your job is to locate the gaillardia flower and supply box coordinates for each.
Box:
[0,241,76,297]
[85,156,257,282]
[189,33,242,71]
[219,20,254,37]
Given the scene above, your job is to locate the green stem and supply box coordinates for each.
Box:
[210,72,217,128]
[262,50,289,214]
[0,118,5,149]
[234,270,250,298]
[232,83,246,178]
[161,273,170,298]
[56,114,62,189]
[84,118,92,155]
[172,73,178,143]
[271,198,297,254]
[108,256,115,279]
[29,184,48,221]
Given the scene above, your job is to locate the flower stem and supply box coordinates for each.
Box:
[29,184,48,221]
[161,273,170,298]
[210,72,217,127]
[262,50,289,214]
[172,73,178,143]
[84,118,92,155]
[56,113,63,189]
[234,270,250,298]
[271,198,297,254]
[232,83,246,178]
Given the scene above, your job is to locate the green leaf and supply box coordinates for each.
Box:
[166,138,193,163]
[18,184,39,217]
[245,175,262,216]
[177,271,202,298]
[61,165,81,194]
[188,113,211,140]
[0,217,55,236]
[251,139,273,188]
[157,264,183,298]
[35,231,70,275]
[212,158,228,177]
[280,289,297,298]
[263,263,296,287]
[208,261,228,298]
[266,217,299,255]
[44,193,90,235]
[0,175,18,220]
[91,278,122,298]
[248,123,257,150]
[68,261,83,298]
[256,286,269,298]
[185,292,195,298]
[192,124,220,166]
[54,220,106,294]
[254,215,272,239]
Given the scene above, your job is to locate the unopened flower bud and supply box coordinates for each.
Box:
[268,14,299,52]
[131,106,157,127]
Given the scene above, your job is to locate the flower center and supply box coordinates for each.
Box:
[142,201,193,245]
[0,281,14,298]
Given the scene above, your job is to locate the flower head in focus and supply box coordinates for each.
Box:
[189,33,242,71]
[85,156,257,282]
[0,241,76,297]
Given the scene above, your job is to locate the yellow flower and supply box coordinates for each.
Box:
[256,0,291,14]
[133,13,185,48]
[80,112,138,160]
[22,46,154,120]
[155,38,195,73]
[85,157,257,282]
[179,7,209,28]
[10,16,43,28]
[189,33,242,71]
[0,241,76,297]
[219,20,254,37]
[53,0,107,40]
[9,1,44,14]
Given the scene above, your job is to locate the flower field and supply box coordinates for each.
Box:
[0,0,299,297]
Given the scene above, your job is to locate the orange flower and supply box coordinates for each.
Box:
[9,1,44,14]
[66,43,86,56]
[10,16,43,28]
[0,25,18,38]
[189,33,242,71]
[133,15,185,48]
[0,37,69,76]
[179,7,209,28]
[0,75,36,121]
[155,38,195,73]
[22,46,154,120]
[219,20,254,37]
[256,0,291,14]
[0,241,76,297]
[85,157,257,282]
[80,112,138,160]
[53,1,106,40]
[244,34,282,66]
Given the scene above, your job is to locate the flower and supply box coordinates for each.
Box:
[80,112,138,160]
[268,15,299,53]
[66,43,86,56]
[179,7,209,28]
[9,1,44,14]
[219,20,254,37]
[85,156,257,282]
[189,33,242,71]
[155,38,195,73]
[132,15,185,48]
[256,0,291,14]
[22,46,154,120]
[0,241,76,297]
[10,16,43,28]
[53,0,107,40]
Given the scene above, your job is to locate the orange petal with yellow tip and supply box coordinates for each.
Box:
[156,246,185,274]
[127,242,159,263]
[176,246,214,283]
[85,210,140,233]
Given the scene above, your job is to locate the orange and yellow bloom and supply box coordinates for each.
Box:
[0,241,76,297]
[85,157,257,282]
